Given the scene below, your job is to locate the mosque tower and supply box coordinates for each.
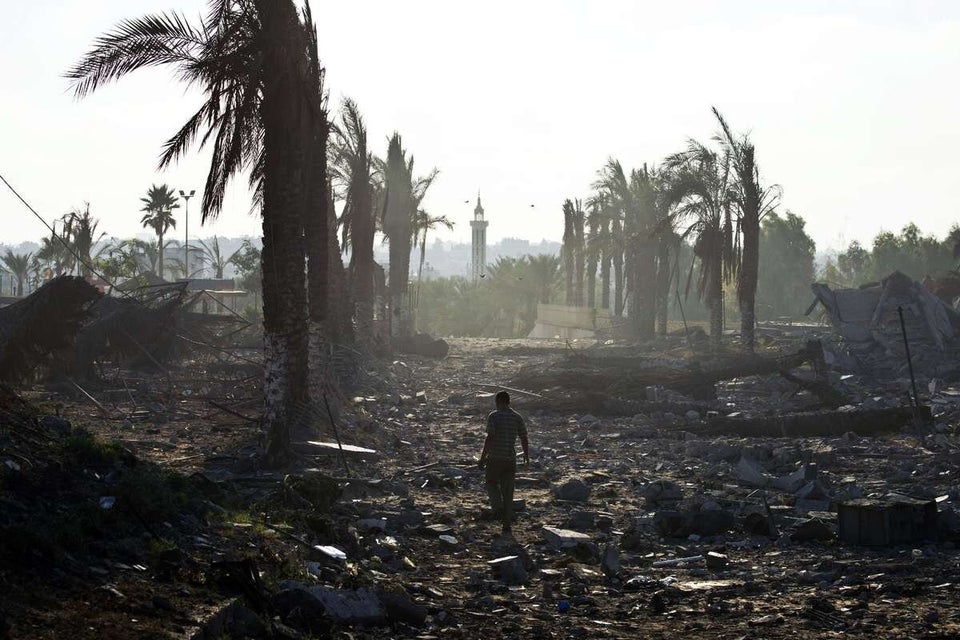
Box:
[470,193,488,282]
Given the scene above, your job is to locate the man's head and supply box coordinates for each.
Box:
[495,390,510,409]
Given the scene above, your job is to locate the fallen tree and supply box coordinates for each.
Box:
[694,405,931,438]
[512,340,829,402]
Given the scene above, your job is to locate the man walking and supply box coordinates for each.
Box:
[478,391,529,534]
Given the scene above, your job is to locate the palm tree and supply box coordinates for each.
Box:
[2,250,32,296]
[36,224,74,277]
[197,236,241,278]
[712,108,780,353]
[585,196,602,308]
[330,97,378,344]
[63,203,106,278]
[68,0,326,465]
[572,199,586,307]
[524,253,562,305]
[562,199,575,306]
[411,210,454,314]
[665,139,739,349]
[139,184,179,279]
[593,159,658,338]
[381,133,438,338]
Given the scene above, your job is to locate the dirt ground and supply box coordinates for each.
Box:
[2,336,960,639]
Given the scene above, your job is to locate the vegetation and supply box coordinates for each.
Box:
[139,185,179,279]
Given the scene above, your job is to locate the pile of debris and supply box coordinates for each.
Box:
[811,270,960,379]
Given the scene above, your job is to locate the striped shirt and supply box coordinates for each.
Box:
[486,409,527,462]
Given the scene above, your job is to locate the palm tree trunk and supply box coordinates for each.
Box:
[613,249,624,316]
[257,0,310,466]
[600,252,611,309]
[352,191,376,348]
[637,239,657,340]
[300,17,334,413]
[157,231,164,279]
[709,254,723,350]
[739,218,759,353]
[655,239,670,337]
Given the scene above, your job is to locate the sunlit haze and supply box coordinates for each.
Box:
[3,0,959,250]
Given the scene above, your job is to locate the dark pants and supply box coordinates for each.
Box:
[485,458,516,527]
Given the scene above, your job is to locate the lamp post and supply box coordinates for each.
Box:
[179,189,195,280]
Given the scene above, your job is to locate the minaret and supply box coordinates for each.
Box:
[470,193,488,282]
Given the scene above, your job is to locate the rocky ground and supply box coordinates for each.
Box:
[2,336,960,639]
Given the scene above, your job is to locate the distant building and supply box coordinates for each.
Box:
[470,194,488,282]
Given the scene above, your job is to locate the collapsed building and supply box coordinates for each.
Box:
[810,270,960,380]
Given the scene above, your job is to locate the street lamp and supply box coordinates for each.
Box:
[179,189,195,280]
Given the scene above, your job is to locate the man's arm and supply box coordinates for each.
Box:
[520,433,529,464]
[479,434,493,468]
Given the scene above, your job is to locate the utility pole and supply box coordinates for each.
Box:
[179,189,195,279]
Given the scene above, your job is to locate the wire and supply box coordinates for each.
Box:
[1,170,127,297]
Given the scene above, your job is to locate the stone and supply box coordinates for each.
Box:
[654,509,735,538]
[423,523,454,536]
[488,555,527,585]
[39,415,71,435]
[438,535,458,548]
[743,511,775,536]
[791,518,834,542]
[553,478,591,502]
[196,599,269,639]
[378,588,428,626]
[304,586,386,625]
[273,588,330,635]
[357,518,388,532]
[736,456,772,487]
[566,510,596,531]
[312,545,347,563]
[705,551,729,571]
[773,464,818,493]
[639,479,683,505]
[685,410,701,421]
[601,543,620,576]
[795,480,832,514]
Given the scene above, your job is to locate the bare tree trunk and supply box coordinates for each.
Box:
[600,252,611,309]
[257,0,309,467]
[299,15,334,416]
[709,255,723,351]
[655,238,670,337]
[573,200,585,307]
[157,231,164,279]
[739,217,760,354]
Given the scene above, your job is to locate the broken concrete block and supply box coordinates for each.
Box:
[654,510,735,538]
[488,555,527,585]
[736,456,772,487]
[566,510,596,531]
[438,535,458,548]
[791,518,834,542]
[553,478,591,502]
[303,586,386,625]
[639,479,683,505]
[357,518,388,532]
[423,523,454,536]
[773,464,818,493]
[601,543,620,576]
[377,588,428,626]
[838,496,938,546]
[542,526,593,549]
[705,551,729,571]
[794,480,832,514]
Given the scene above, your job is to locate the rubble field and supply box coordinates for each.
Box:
[2,335,960,639]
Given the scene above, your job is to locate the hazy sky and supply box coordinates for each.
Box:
[2,0,959,251]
